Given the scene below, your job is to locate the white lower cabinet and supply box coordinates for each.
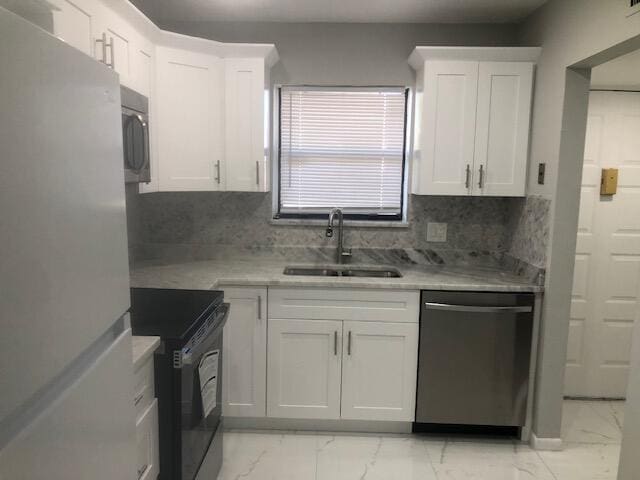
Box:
[222,287,267,417]
[341,321,418,421]
[267,319,343,419]
[136,399,159,480]
[225,287,420,425]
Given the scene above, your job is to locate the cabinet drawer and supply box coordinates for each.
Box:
[133,357,155,419]
[268,288,419,323]
[136,399,159,480]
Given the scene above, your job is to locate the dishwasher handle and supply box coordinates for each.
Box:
[423,302,532,314]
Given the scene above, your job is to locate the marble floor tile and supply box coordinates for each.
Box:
[217,400,625,480]
[316,434,439,480]
[427,438,555,479]
[219,432,318,480]
[561,400,625,444]
[538,442,621,480]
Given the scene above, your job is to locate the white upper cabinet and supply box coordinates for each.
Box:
[49,0,100,56]
[34,0,279,194]
[225,58,269,192]
[409,47,540,197]
[474,62,533,196]
[414,61,478,196]
[155,46,224,191]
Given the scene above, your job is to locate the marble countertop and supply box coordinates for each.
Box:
[132,335,160,371]
[130,258,543,293]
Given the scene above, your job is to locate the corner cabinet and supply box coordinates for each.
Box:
[29,0,278,194]
[155,46,225,191]
[224,58,270,192]
[409,47,540,197]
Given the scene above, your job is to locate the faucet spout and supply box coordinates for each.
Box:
[327,208,351,264]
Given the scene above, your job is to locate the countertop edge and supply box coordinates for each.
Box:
[132,335,161,371]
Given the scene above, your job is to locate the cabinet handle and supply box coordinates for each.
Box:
[465,164,471,189]
[256,161,260,186]
[334,331,338,356]
[478,165,484,189]
[95,33,107,65]
[214,160,221,184]
[107,36,114,69]
[347,331,352,355]
[257,295,262,320]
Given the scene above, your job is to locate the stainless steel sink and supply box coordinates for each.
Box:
[283,265,402,278]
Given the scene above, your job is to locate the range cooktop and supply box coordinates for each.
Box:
[129,288,224,341]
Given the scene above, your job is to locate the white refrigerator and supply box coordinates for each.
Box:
[0,7,137,480]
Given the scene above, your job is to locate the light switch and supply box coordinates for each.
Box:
[427,222,447,243]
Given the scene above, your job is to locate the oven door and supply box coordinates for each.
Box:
[122,107,150,183]
[179,304,228,480]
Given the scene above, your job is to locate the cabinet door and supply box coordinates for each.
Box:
[49,0,100,57]
[267,319,342,419]
[341,321,418,421]
[222,287,267,417]
[136,399,159,480]
[224,58,268,192]
[473,62,533,197]
[156,47,224,191]
[98,19,134,87]
[414,61,478,196]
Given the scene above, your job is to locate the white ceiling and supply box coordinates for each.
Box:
[591,49,640,91]
[130,0,549,24]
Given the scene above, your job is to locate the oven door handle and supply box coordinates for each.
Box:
[176,304,230,368]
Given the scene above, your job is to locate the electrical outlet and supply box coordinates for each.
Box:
[427,222,447,243]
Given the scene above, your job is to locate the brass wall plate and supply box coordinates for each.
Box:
[600,168,618,195]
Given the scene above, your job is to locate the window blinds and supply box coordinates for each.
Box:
[279,86,407,216]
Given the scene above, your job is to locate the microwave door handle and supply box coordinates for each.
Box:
[136,115,150,171]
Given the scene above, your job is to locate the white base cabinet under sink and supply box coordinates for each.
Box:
[265,288,419,423]
[340,321,418,421]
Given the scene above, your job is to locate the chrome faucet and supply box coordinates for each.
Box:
[326,208,352,264]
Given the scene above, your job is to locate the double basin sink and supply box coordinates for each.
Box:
[283,265,403,278]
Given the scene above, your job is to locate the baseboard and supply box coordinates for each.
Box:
[530,432,563,451]
[223,416,413,434]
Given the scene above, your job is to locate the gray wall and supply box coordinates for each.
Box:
[150,20,518,88]
[519,0,640,447]
[619,321,640,479]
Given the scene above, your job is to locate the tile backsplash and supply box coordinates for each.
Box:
[126,188,550,272]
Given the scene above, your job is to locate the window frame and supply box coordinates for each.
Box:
[271,85,412,225]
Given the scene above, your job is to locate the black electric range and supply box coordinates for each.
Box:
[129,288,229,480]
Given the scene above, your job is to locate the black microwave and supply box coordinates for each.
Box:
[121,85,150,183]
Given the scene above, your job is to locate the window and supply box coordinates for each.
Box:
[276,86,409,221]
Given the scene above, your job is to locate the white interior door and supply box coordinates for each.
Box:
[566,91,640,398]
[267,319,342,419]
[222,287,267,417]
[340,321,418,421]
[413,61,478,195]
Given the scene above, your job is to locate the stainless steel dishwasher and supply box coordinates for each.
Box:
[415,291,535,430]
